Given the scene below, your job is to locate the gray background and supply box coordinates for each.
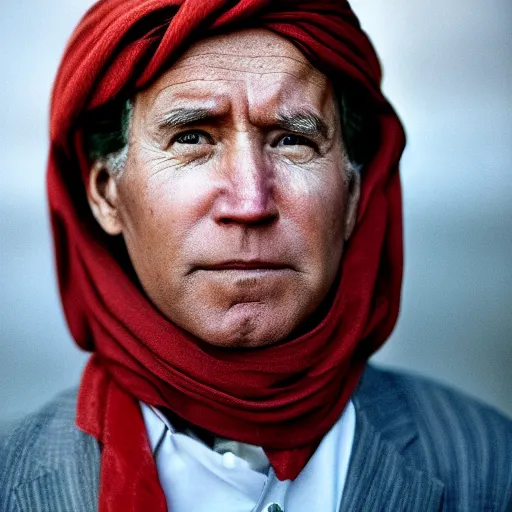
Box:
[1,0,510,422]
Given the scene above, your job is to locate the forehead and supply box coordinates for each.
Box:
[139,29,333,118]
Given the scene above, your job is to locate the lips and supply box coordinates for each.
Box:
[195,260,293,271]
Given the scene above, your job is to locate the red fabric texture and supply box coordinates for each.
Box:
[48,0,406,509]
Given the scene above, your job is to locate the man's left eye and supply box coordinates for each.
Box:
[275,134,313,147]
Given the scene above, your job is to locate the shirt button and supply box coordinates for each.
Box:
[266,504,283,512]
[222,451,236,469]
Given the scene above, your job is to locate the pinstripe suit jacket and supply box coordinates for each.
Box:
[1,365,511,511]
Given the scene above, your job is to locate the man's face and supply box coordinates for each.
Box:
[89,29,360,348]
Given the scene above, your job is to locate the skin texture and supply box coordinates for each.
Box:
[88,29,360,348]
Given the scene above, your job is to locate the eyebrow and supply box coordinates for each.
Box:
[156,108,215,130]
[156,107,330,139]
[275,111,329,139]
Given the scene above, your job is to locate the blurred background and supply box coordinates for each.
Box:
[0,0,510,422]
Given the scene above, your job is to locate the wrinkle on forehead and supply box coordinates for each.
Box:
[148,29,328,98]
[149,67,327,100]
[182,28,311,60]
[164,59,325,88]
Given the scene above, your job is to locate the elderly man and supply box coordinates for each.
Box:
[1,0,511,511]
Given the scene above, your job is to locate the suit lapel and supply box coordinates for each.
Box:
[340,366,445,511]
[339,408,444,511]
[14,433,100,512]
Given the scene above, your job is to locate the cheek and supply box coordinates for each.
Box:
[278,163,347,268]
[116,164,215,274]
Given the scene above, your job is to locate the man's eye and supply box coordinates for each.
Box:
[174,131,208,145]
[275,134,314,147]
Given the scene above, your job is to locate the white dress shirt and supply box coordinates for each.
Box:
[141,401,355,512]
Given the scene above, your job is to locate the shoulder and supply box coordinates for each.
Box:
[0,388,98,511]
[357,365,512,510]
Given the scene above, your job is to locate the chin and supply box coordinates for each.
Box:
[191,302,298,349]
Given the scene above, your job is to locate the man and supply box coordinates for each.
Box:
[1,0,511,511]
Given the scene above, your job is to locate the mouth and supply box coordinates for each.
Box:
[193,260,294,272]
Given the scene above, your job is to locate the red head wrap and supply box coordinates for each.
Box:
[48,0,405,509]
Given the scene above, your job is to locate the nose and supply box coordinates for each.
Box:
[213,136,279,227]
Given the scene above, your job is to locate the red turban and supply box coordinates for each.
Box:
[48,0,406,510]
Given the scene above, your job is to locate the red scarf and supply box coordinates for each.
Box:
[48,1,405,510]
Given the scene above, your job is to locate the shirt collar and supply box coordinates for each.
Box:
[140,402,270,474]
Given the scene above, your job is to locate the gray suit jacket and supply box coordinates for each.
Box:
[1,366,511,511]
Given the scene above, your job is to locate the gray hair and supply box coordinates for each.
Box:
[84,99,133,174]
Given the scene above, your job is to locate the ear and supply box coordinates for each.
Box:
[87,161,123,235]
[344,168,361,241]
